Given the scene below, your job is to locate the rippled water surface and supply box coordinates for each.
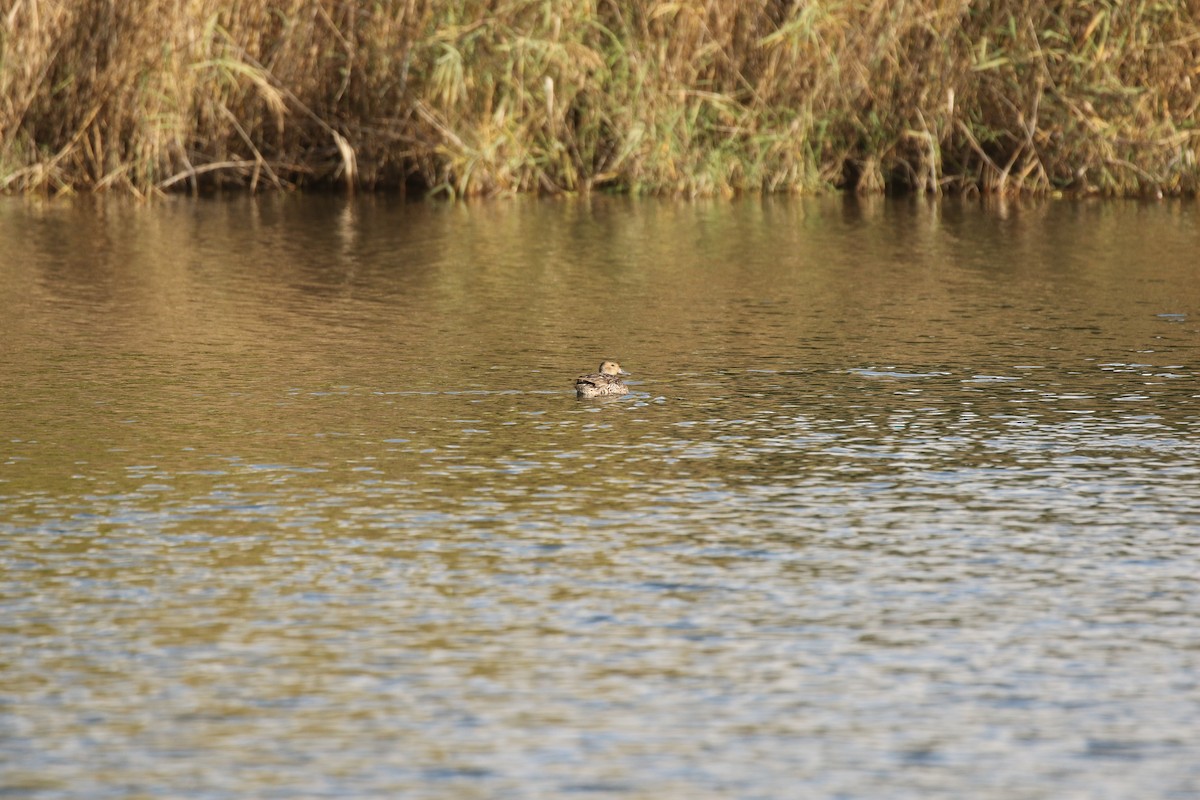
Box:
[2,195,1199,798]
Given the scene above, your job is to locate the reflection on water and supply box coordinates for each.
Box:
[2,195,1199,798]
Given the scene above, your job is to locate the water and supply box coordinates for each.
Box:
[2,195,1199,798]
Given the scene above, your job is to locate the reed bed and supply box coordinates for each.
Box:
[2,0,1198,196]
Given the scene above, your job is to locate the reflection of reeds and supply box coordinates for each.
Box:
[2,0,1197,197]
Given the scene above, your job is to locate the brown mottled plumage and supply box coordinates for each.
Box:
[575,360,630,398]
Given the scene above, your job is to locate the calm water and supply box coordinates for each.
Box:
[2,195,1199,799]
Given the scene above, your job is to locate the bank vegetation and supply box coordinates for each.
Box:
[2,0,1198,197]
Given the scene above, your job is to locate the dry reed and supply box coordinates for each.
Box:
[1,0,1197,196]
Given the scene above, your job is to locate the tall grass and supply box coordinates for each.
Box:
[2,0,1197,196]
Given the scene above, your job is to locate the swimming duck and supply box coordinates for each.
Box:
[575,360,630,398]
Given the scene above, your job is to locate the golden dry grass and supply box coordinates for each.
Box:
[2,0,1197,196]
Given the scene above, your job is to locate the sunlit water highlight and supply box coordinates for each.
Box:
[2,195,1199,798]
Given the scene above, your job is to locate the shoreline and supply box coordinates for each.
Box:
[4,1,1198,198]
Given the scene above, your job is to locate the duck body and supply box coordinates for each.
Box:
[575,360,630,398]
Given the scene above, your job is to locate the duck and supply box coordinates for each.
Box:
[575,360,630,398]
